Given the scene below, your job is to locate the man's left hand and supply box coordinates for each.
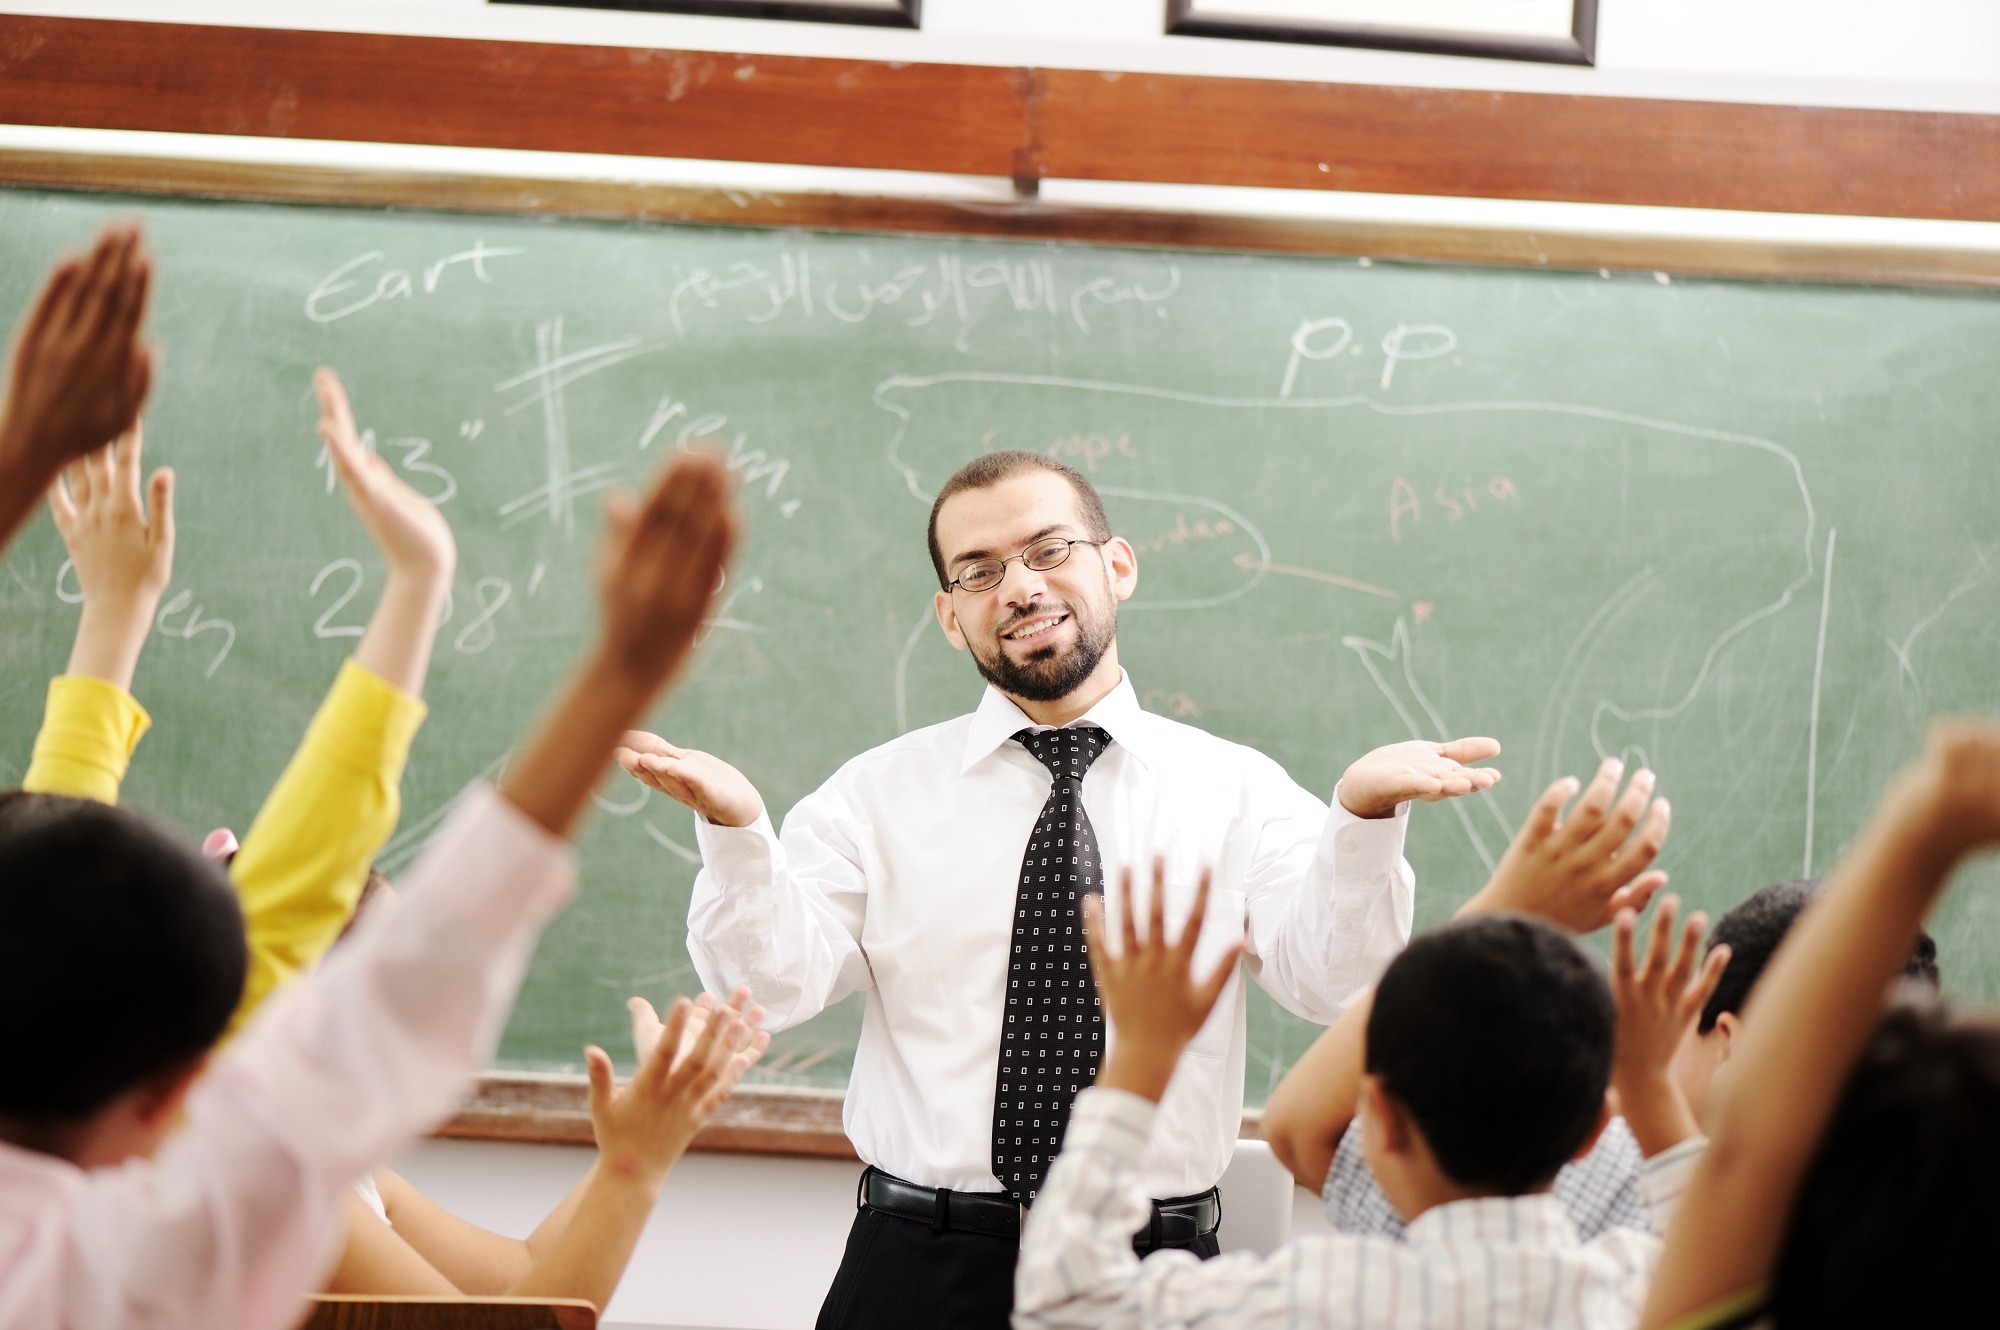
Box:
[1339,737,1502,819]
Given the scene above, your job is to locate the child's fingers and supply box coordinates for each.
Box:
[1605,869,1669,921]
[1147,856,1168,950]
[1585,769,1656,857]
[115,423,143,510]
[148,468,175,556]
[1567,757,1624,838]
[21,257,80,346]
[47,470,77,527]
[1522,775,1578,841]
[584,1044,616,1118]
[67,451,96,508]
[644,998,694,1082]
[1664,910,1708,993]
[1639,895,1680,983]
[1611,908,1638,985]
[1081,893,1109,981]
[1684,943,1732,1018]
[1117,865,1140,959]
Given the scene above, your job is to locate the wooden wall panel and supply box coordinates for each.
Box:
[1035,69,2000,222]
[0,16,1029,179]
[3,16,1999,221]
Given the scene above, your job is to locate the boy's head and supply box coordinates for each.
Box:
[1361,914,1614,1219]
[1774,994,2000,1326]
[1670,879,1941,1121]
[0,793,246,1166]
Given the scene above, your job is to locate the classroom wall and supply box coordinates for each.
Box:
[5,0,1999,113]
[396,1135,1329,1330]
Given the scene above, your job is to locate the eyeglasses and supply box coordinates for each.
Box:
[946,536,1105,594]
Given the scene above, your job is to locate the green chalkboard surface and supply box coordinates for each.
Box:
[3,186,1998,1106]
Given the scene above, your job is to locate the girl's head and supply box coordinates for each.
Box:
[1774,992,2000,1326]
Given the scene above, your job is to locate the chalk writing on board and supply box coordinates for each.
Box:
[668,252,1179,337]
[305,242,527,324]
[1279,317,1459,398]
[154,589,236,679]
[314,428,457,507]
[1389,475,1519,541]
[452,576,513,655]
[309,558,367,639]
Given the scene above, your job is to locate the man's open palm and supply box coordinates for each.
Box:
[1339,737,1502,819]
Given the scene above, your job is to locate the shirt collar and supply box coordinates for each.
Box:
[1403,1192,1580,1250]
[960,671,1161,775]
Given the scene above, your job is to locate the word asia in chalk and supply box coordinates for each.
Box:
[1280,316,1460,396]
[306,242,527,324]
[1389,475,1520,542]
[668,251,1181,335]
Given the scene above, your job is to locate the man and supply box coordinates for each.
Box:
[618,450,1499,1329]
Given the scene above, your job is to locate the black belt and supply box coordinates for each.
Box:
[859,1167,1221,1251]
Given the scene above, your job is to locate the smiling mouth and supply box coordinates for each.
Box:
[1002,612,1070,643]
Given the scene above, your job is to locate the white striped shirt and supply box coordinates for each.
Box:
[1014,1088,1703,1330]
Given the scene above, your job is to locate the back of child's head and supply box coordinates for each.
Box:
[1702,879,1941,1032]
[1773,993,2000,1327]
[1365,913,1614,1194]
[0,792,246,1127]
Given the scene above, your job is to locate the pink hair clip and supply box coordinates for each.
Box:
[201,828,240,861]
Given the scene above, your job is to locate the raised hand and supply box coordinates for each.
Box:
[1338,737,1501,819]
[496,453,736,840]
[0,224,156,479]
[1463,758,1671,933]
[1610,895,1729,1156]
[584,988,769,1189]
[628,986,755,1065]
[47,426,174,690]
[594,455,735,689]
[315,369,454,581]
[1083,859,1245,1103]
[1876,716,2000,870]
[615,731,765,828]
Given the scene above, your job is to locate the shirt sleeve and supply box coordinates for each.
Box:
[19,675,151,805]
[224,658,426,1034]
[1014,1088,1300,1330]
[1240,763,1416,1023]
[684,776,873,1031]
[1637,1135,1707,1234]
[66,785,574,1330]
[1320,1119,1408,1237]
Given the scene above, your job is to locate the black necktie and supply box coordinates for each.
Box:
[993,724,1111,1204]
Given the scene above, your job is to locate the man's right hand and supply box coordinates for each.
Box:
[616,730,765,828]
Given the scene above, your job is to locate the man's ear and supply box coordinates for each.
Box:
[1570,1092,1614,1163]
[133,1053,210,1131]
[934,589,968,652]
[1104,536,1139,603]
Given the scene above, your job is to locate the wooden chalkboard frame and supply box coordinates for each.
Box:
[4,147,1997,1156]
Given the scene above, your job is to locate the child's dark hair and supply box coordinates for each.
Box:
[1365,913,1614,1194]
[0,792,247,1124]
[1772,994,2000,1327]
[1702,879,1940,1033]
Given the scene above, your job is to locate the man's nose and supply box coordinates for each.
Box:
[998,557,1051,606]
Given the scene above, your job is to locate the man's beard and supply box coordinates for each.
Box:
[970,595,1118,703]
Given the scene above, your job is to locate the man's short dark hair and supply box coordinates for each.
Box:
[1701,879,1941,1033]
[1774,994,2000,1326]
[1365,913,1614,1194]
[0,793,246,1123]
[925,450,1113,590]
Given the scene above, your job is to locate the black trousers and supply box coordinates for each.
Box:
[815,1206,1222,1330]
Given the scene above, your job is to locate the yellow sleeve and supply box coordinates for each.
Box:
[20,675,151,805]
[225,658,426,1034]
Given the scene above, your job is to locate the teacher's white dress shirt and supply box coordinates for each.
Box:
[688,674,1414,1198]
[0,787,574,1330]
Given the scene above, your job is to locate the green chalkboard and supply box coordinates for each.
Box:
[3,185,1998,1106]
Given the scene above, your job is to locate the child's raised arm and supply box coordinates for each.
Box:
[219,369,456,1031]
[1639,718,2000,1328]
[20,426,173,804]
[0,224,154,560]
